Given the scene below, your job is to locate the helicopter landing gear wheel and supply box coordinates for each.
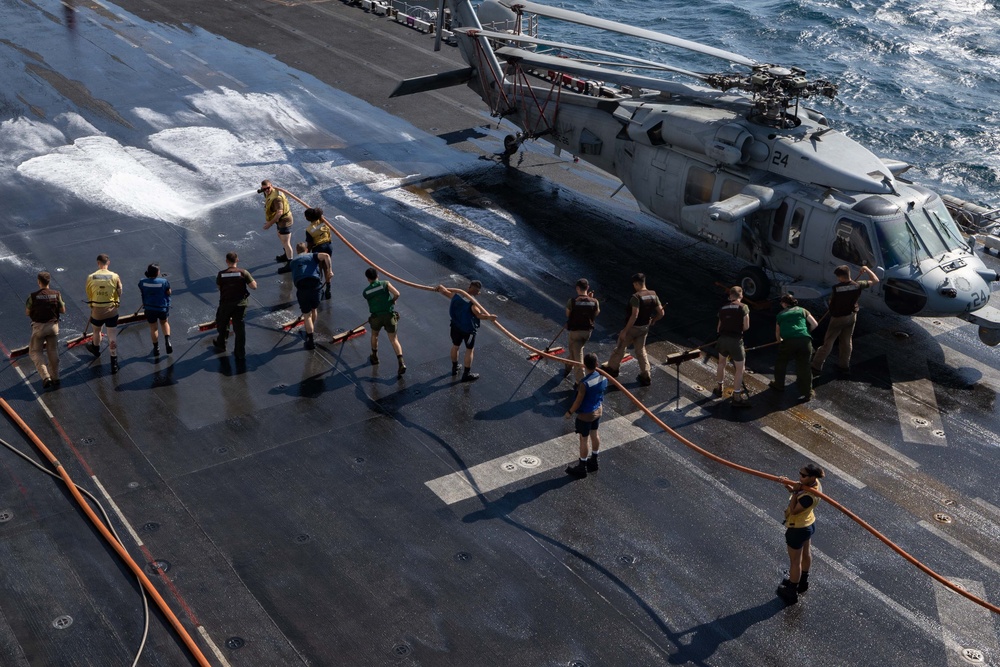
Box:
[737,266,771,301]
[978,326,1000,346]
[502,134,519,157]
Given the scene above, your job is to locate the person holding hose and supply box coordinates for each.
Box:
[776,462,825,604]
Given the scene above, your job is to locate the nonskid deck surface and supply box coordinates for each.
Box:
[0,1,998,665]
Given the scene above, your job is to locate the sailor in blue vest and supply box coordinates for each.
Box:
[436,280,498,382]
[138,263,172,357]
[289,242,333,350]
[564,353,607,478]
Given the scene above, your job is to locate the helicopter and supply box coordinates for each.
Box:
[392,0,1000,346]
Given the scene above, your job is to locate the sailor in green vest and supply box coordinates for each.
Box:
[770,294,819,401]
[362,267,406,378]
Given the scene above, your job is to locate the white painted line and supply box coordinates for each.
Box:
[13,365,54,419]
[932,577,999,667]
[147,31,172,45]
[918,520,1000,576]
[972,497,1000,522]
[912,317,966,337]
[91,476,144,547]
[180,49,208,65]
[114,34,140,48]
[888,351,947,446]
[182,75,208,91]
[198,625,233,667]
[426,413,649,505]
[813,408,921,469]
[218,71,247,88]
[760,426,866,489]
[425,400,702,505]
[655,440,965,653]
[146,53,174,69]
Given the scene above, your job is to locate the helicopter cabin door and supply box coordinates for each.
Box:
[827,217,881,295]
[767,201,814,276]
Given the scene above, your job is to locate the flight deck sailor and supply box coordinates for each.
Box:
[304,207,334,300]
[85,253,124,374]
[260,180,294,272]
[565,278,600,385]
[25,271,66,389]
[601,273,664,386]
[290,242,333,350]
[363,268,406,377]
[213,252,257,360]
[714,286,750,407]
[436,280,498,383]
[138,263,172,357]
[811,264,879,377]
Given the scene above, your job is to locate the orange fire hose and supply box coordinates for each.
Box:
[279,186,1000,616]
[0,398,213,666]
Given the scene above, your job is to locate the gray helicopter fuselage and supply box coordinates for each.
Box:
[497,79,995,322]
[440,0,1000,341]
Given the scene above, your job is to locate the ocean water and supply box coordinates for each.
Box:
[528,0,1000,206]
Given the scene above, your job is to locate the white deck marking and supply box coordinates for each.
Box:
[932,578,999,667]
[760,426,866,489]
[114,33,139,48]
[426,400,702,505]
[218,71,247,88]
[919,521,1000,576]
[146,53,174,69]
[814,408,921,469]
[181,74,208,91]
[180,49,208,65]
[198,625,233,667]
[91,475,144,547]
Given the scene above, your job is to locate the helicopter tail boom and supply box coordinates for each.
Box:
[390,67,475,98]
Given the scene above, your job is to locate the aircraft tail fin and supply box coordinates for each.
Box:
[390,68,475,98]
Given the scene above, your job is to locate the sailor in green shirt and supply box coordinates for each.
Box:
[362,267,406,377]
[770,294,819,401]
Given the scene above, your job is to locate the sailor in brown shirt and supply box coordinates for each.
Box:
[564,278,600,385]
[811,264,879,377]
[25,271,66,389]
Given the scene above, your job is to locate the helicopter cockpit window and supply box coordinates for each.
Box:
[684,167,716,206]
[924,198,968,252]
[832,218,876,266]
[771,202,788,243]
[875,216,930,267]
[788,208,805,248]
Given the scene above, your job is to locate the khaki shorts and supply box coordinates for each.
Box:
[717,335,745,362]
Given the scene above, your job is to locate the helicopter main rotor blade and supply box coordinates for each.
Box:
[495,46,724,99]
[504,1,757,68]
[452,27,711,82]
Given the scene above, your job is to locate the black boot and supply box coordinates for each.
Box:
[324,282,332,300]
[304,334,315,350]
[637,372,652,387]
[797,571,809,593]
[776,579,799,604]
[451,362,459,377]
[565,460,588,478]
[369,350,379,365]
[152,344,159,357]
[164,336,172,354]
[397,356,406,377]
[461,368,479,382]
[586,453,599,472]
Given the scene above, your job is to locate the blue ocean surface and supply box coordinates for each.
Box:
[529,0,1000,205]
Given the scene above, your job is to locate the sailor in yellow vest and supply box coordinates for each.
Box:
[304,207,333,300]
[259,180,294,273]
[85,253,124,374]
[776,462,825,604]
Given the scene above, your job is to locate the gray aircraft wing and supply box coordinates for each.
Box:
[452,27,711,82]
[504,1,757,67]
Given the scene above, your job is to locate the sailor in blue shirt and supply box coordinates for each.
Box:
[564,353,607,478]
[436,280,498,382]
[138,263,171,356]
